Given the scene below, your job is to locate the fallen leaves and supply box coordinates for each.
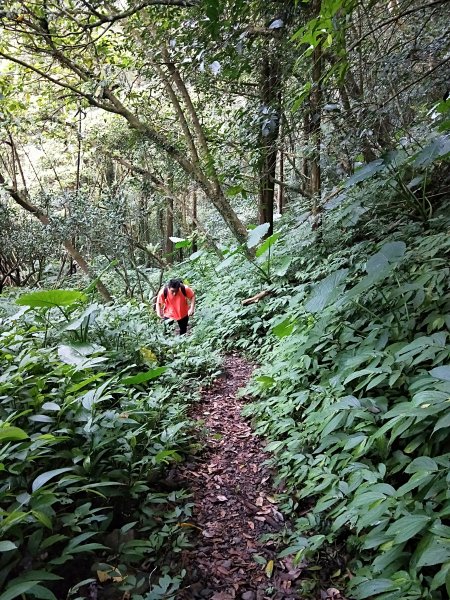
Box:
[265,559,274,579]
[211,592,235,600]
[176,355,304,599]
[216,495,228,502]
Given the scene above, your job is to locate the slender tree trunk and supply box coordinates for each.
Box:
[278,117,285,214]
[157,205,165,252]
[258,52,282,236]
[191,190,198,253]
[166,195,174,263]
[310,43,322,199]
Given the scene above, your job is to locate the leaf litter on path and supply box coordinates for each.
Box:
[176,354,303,600]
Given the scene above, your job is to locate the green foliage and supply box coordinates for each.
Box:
[16,289,87,308]
[237,209,450,597]
[179,144,450,598]
[0,292,221,598]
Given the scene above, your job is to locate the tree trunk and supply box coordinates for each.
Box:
[191,190,198,253]
[309,43,322,199]
[278,123,285,214]
[258,53,282,236]
[166,195,174,263]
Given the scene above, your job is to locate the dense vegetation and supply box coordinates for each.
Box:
[1,0,449,598]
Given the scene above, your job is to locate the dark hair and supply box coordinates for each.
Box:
[168,278,183,290]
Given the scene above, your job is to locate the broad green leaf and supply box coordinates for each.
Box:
[396,472,434,495]
[32,467,74,492]
[415,536,450,568]
[216,253,238,272]
[247,223,270,248]
[154,450,182,464]
[67,373,106,393]
[225,184,244,197]
[321,412,346,437]
[272,318,296,338]
[274,256,292,277]
[344,159,385,188]
[16,289,87,308]
[174,239,192,249]
[32,510,53,529]
[354,578,397,598]
[430,365,450,381]
[366,242,406,276]
[405,456,438,473]
[433,412,450,433]
[343,367,384,385]
[305,269,348,313]
[430,563,450,592]
[121,366,167,385]
[255,375,275,387]
[0,541,17,551]
[255,233,280,257]
[385,515,431,544]
[0,581,40,600]
[189,250,204,261]
[58,343,106,367]
[69,543,110,554]
[291,82,312,111]
[22,584,57,600]
[62,304,98,331]
[0,426,29,443]
[16,571,62,582]
[41,402,61,411]
[414,135,450,167]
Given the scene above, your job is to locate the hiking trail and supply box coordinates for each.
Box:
[175,354,304,600]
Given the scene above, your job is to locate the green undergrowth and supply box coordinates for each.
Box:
[181,139,450,599]
[243,223,450,599]
[0,292,221,600]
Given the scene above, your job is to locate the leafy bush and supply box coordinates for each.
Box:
[239,208,450,597]
[0,291,220,600]
[177,136,450,598]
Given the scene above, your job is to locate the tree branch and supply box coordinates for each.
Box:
[347,0,450,53]
[84,0,198,29]
[383,55,450,105]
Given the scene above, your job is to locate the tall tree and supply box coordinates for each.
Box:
[0,1,249,245]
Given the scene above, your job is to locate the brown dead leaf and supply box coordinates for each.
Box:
[216,566,231,575]
[322,588,344,600]
[255,496,264,506]
[216,495,228,502]
[97,570,110,583]
[203,530,216,538]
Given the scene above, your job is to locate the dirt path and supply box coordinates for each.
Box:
[176,354,302,600]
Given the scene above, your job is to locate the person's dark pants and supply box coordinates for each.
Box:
[164,316,189,335]
[177,315,189,335]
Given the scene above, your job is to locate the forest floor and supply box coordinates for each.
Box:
[175,354,344,600]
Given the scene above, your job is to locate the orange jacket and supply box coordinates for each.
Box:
[156,285,195,320]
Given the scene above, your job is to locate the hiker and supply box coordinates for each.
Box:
[155,278,195,335]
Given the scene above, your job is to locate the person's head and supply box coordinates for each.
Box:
[167,278,182,296]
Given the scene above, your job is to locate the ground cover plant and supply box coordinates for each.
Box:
[178,132,450,598]
[0,289,221,600]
